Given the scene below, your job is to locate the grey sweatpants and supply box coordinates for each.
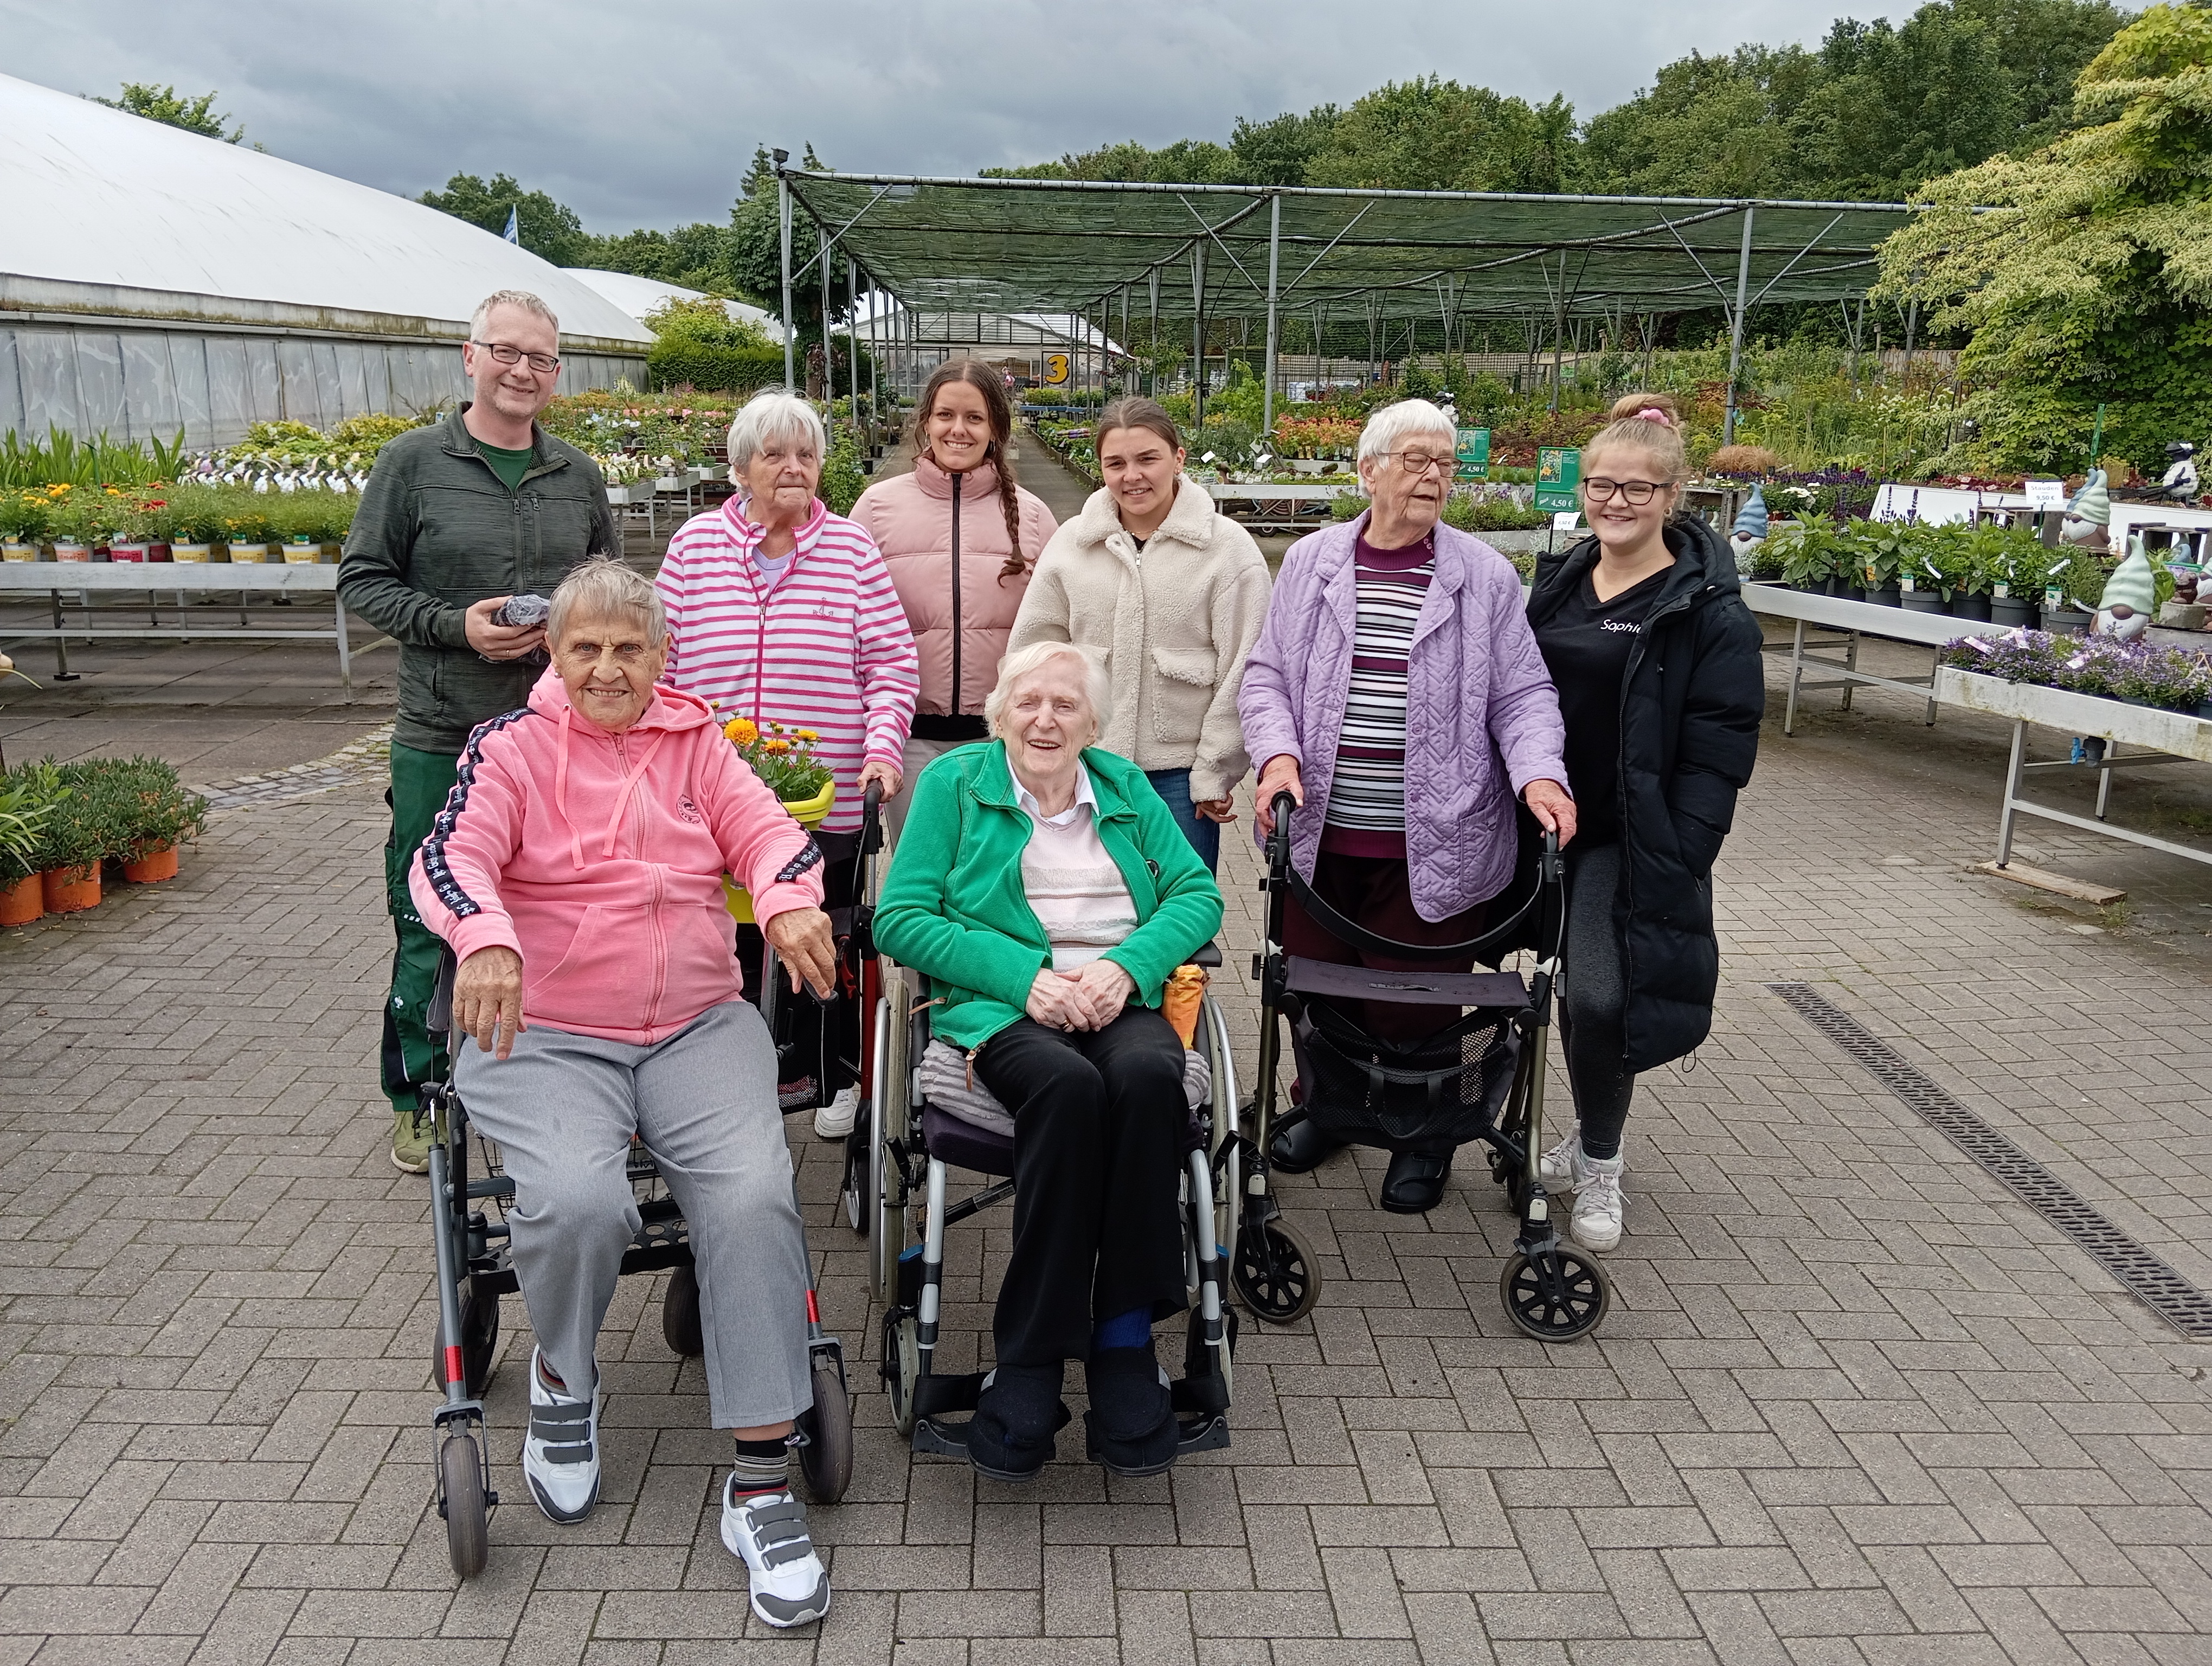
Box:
[454,999,814,1430]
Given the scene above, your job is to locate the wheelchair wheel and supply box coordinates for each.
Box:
[1232,1215,1320,1326]
[798,1360,854,1503]
[870,978,910,1304]
[661,1262,705,1359]
[881,1309,921,1438]
[1499,1248,1609,1343]
[440,1432,489,1579]
[432,1289,500,1398]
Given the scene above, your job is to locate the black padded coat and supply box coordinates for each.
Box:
[1525,516,1765,1072]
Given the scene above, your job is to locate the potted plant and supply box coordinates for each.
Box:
[162,486,222,563]
[1850,524,1905,606]
[26,762,104,913]
[47,493,94,562]
[0,490,50,562]
[2041,548,2102,636]
[221,501,273,563]
[0,770,61,926]
[718,719,834,923]
[106,757,205,881]
[1897,524,1954,614]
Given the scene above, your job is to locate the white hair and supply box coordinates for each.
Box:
[985,641,1111,739]
[471,289,559,339]
[549,558,666,646]
[1357,397,1457,464]
[727,391,827,471]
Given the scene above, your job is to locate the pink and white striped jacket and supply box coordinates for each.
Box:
[655,497,920,834]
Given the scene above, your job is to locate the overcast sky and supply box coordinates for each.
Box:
[8,0,1875,232]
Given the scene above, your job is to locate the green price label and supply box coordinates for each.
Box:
[1534,447,1580,512]
[1455,427,1490,480]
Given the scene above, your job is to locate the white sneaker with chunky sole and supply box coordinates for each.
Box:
[521,1347,600,1522]
[1537,1124,1584,1191]
[721,1478,831,1627]
[813,1086,860,1141]
[1570,1153,1625,1253]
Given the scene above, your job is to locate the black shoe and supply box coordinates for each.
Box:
[1269,1116,1347,1175]
[1084,1342,1178,1478]
[1380,1149,1453,1214]
[967,1363,1067,1482]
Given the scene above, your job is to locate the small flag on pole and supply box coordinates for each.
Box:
[501,206,519,244]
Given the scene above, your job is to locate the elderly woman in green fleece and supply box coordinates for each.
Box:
[874,639,1223,1485]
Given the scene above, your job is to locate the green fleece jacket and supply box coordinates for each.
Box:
[875,741,1225,1053]
[337,405,616,755]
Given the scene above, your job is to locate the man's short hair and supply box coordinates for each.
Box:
[471,289,560,339]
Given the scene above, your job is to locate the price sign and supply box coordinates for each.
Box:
[1552,511,1583,532]
[1534,447,1580,512]
[2024,478,2066,510]
[1455,427,1490,480]
[1043,353,1070,386]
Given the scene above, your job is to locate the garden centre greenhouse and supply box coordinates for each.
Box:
[0,72,650,450]
[562,268,786,343]
[777,169,1916,441]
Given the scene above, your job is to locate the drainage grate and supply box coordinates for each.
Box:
[1767,981,2212,1340]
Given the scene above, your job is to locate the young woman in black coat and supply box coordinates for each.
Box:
[1523,393,1765,1253]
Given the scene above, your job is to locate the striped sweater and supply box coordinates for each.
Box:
[655,496,921,834]
[1323,533,1436,855]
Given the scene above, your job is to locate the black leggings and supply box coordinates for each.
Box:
[1560,842,1635,1162]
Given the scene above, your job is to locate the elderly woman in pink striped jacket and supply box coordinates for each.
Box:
[655,390,921,1131]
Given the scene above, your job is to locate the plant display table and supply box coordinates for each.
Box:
[1933,665,2212,871]
[0,562,357,691]
[1742,582,2011,734]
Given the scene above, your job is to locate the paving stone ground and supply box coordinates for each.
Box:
[4,633,2212,1662]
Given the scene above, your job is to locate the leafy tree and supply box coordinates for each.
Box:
[573,223,732,293]
[1306,78,1577,191]
[722,146,854,337]
[1877,2,2212,472]
[91,82,246,144]
[418,172,587,267]
[1229,106,1342,185]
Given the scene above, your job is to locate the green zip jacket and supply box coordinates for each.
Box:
[337,405,616,755]
[875,741,1225,1053]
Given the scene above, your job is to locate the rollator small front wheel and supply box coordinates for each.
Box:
[1499,1249,1609,1342]
[882,1309,921,1437]
[1232,1216,1320,1326]
[799,1360,854,1503]
[661,1263,705,1359]
[440,1432,489,1579]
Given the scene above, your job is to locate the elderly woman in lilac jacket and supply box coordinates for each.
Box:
[1238,398,1574,1214]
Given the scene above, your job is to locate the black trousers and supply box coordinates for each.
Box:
[1560,842,1635,1161]
[972,1007,1189,1367]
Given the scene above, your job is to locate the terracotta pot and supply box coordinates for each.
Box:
[41,865,100,913]
[0,875,41,927]
[123,845,178,883]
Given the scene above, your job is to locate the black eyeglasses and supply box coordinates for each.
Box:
[1581,477,1668,505]
[472,341,561,374]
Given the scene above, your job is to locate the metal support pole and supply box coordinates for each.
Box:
[1147,269,1160,396]
[847,256,863,449]
[865,273,879,431]
[778,168,795,393]
[1721,204,1757,446]
[1261,194,1282,441]
[1120,285,1130,399]
[820,236,834,409]
[1191,242,1207,432]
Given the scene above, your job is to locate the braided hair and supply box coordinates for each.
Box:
[912,359,1029,579]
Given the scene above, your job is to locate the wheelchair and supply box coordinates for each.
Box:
[1249,793,1610,1344]
[423,951,856,1580]
[844,931,1243,1459]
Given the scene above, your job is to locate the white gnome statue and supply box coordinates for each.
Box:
[2094,536,2158,641]
[1728,487,1768,580]
[2160,440,2199,504]
[2062,469,2112,552]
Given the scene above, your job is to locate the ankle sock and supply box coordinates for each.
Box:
[1092,1306,1150,1352]
[730,1434,790,1497]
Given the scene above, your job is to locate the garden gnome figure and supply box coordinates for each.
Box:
[2094,536,2157,641]
[2159,440,2199,504]
[1729,488,1768,580]
[2062,470,2112,552]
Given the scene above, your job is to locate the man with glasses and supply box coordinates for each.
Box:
[340,289,618,1172]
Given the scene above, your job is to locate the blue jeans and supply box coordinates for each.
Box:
[1145,768,1220,873]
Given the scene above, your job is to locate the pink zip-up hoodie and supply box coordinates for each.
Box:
[409,666,826,1046]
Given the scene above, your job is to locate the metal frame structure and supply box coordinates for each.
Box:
[770,168,1914,439]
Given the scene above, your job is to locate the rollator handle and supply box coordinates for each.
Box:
[1265,791,1296,872]
[858,780,885,858]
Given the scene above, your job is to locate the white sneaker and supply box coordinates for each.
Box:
[1538,1124,1584,1191]
[721,1478,831,1627]
[813,1086,860,1141]
[521,1347,600,1523]
[1570,1153,1625,1253]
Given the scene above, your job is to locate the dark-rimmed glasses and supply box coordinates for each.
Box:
[1581,477,1668,505]
[472,341,561,375]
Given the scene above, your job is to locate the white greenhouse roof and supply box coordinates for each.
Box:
[561,268,786,343]
[0,72,650,350]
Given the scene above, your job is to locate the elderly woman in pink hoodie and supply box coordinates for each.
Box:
[410,559,835,1631]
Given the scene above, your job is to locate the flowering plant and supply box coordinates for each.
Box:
[721,716,833,802]
[1940,629,2212,713]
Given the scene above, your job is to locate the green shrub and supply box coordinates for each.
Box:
[819,431,866,516]
[646,340,788,395]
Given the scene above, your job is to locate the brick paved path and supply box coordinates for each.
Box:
[2,684,2210,1664]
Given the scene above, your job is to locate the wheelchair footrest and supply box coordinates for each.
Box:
[912,1416,973,1459]
[1178,1412,1231,1455]
[911,1372,986,1419]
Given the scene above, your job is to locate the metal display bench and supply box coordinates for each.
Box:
[1740,582,2011,734]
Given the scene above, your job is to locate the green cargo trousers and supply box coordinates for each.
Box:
[383,743,462,1114]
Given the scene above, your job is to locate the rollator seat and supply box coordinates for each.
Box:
[1285,956,1526,1009]
[919,1101,1018,1178]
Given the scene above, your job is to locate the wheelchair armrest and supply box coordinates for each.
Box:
[1187,940,1223,969]
[427,947,457,1040]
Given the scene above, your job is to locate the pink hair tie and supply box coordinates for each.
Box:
[1635,407,1673,427]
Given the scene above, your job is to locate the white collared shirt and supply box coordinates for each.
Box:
[1013,762,1099,830]
[1012,764,1136,969]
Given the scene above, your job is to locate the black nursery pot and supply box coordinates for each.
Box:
[1866,585,1903,607]
[1843,583,1867,603]
[1901,590,1947,614]
[1951,592,1994,622]
[2044,606,2093,637]
[1990,596,2036,627]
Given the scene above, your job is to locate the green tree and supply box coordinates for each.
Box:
[722,146,854,339]
[91,82,246,144]
[1306,76,1580,191]
[573,222,733,293]
[417,172,588,267]
[1877,2,2212,472]
[1228,106,1342,185]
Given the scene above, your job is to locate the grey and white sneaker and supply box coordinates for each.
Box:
[813,1086,860,1141]
[720,1478,831,1627]
[521,1347,600,1522]
[1537,1124,1584,1191]
[1570,1152,1626,1252]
